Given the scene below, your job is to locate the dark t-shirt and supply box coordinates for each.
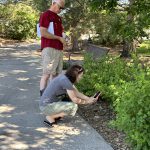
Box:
[40,10,63,50]
[39,74,74,107]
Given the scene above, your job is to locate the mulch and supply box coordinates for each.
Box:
[77,98,131,150]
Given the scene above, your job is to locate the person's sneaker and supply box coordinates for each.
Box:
[43,120,57,127]
[55,117,63,122]
[40,89,45,97]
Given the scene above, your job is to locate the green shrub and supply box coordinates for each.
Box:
[4,4,38,40]
[137,40,150,55]
[63,61,70,70]
[0,4,13,36]
[78,54,150,149]
[114,68,150,149]
[78,54,136,100]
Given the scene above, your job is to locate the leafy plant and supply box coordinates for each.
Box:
[3,3,38,40]
[78,54,150,149]
[114,68,150,149]
[137,40,150,55]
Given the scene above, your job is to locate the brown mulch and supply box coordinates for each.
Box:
[77,99,131,150]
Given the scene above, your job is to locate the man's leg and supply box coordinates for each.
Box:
[40,48,62,96]
[56,51,63,74]
[40,74,50,96]
[40,73,57,96]
[40,48,55,96]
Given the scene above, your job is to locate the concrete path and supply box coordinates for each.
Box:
[0,43,113,150]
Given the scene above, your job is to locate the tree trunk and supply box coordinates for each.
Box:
[121,0,135,58]
[72,35,79,51]
[120,40,131,57]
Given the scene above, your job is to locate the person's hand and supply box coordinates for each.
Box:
[59,37,67,47]
[88,97,98,104]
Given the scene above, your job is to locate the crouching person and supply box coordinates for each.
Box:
[39,65,99,126]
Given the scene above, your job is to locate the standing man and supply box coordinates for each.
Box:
[39,0,66,96]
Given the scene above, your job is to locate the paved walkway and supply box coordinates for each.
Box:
[0,43,113,150]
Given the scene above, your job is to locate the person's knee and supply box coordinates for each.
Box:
[70,103,78,116]
[74,103,78,111]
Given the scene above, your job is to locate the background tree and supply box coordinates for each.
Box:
[90,0,150,57]
[62,0,92,51]
[0,1,38,40]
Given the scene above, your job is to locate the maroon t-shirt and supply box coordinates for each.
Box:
[40,10,63,50]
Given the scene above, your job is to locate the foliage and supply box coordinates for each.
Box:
[78,54,132,100]
[77,54,150,149]
[0,4,14,36]
[90,0,119,11]
[3,3,38,40]
[62,0,91,47]
[90,0,150,40]
[114,69,150,149]
[90,0,150,56]
[137,40,150,55]
[31,0,50,12]
[63,61,70,70]
[90,11,125,46]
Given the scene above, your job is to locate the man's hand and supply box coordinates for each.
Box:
[59,37,67,47]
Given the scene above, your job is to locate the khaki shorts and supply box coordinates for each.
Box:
[40,102,78,116]
[41,47,63,75]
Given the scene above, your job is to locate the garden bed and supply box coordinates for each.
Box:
[77,99,130,150]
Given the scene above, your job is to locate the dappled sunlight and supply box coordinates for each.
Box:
[17,77,30,81]
[18,88,28,91]
[0,47,16,50]
[0,121,82,149]
[0,72,8,78]
[53,140,64,145]
[0,123,47,149]
[31,139,48,148]
[0,113,12,118]
[25,60,40,63]
[10,142,29,150]
[36,67,42,70]
[10,52,30,58]
[29,63,37,67]
[0,123,5,128]
[0,104,16,117]
[0,122,19,128]
[4,128,21,134]
[50,124,80,136]
[35,124,81,147]
[0,104,16,114]
[11,70,27,74]
[15,58,24,60]
[9,50,40,59]
[63,52,84,61]
[35,127,48,133]
[0,133,29,150]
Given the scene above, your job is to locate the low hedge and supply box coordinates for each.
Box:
[77,54,150,149]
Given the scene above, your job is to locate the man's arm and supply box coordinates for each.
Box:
[40,27,66,46]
